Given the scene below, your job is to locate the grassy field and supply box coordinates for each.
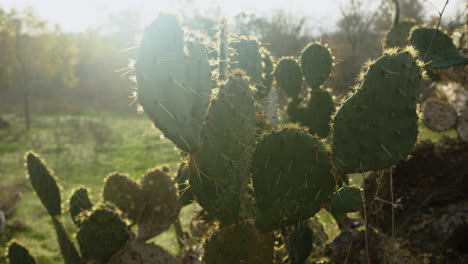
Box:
[0,111,456,263]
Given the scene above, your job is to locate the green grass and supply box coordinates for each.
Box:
[0,112,184,263]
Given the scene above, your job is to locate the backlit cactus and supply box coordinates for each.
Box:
[7,241,36,264]
[136,14,212,153]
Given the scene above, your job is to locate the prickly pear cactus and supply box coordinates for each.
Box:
[26,152,61,217]
[274,58,303,99]
[332,49,423,173]
[77,205,130,263]
[103,173,144,222]
[252,128,335,231]
[136,13,212,152]
[328,186,363,216]
[137,169,180,241]
[422,99,457,132]
[69,187,93,226]
[300,43,333,89]
[204,220,274,264]
[26,153,81,264]
[384,20,417,49]
[189,73,256,225]
[410,27,468,69]
[230,37,263,85]
[259,47,274,99]
[7,241,36,264]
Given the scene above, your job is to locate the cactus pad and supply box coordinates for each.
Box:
[190,74,256,225]
[329,186,363,216]
[136,13,212,152]
[300,43,333,89]
[26,153,62,217]
[274,58,303,98]
[204,221,274,264]
[138,169,180,241]
[69,187,93,226]
[7,241,36,264]
[230,37,263,85]
[176,162,194,206]
[384,20,417,49]
[103,173,144,222]
[304,88,335,138]
[252,129,335,231]
[52,218,81,264]
[77,206,130,263]
[409,27,468,69]
[422,99,457,132]
[332,51,423,173]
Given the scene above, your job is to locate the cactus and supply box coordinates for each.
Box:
[69,187,93,226]
[26,152,81,264]
[204,220,274,264]
[409,27,468,69]
[138,169,180,241]
[189,73,256,225]
[109,241,176,264]
[328,186,363,216]
[274,43,335,138]
[7,241,36,264]
[422,99,457,132]
[384,20,417,49]
[332,49,423,173]
[284,222,313,264]
[259,47,275,100]
[26,153,61,217]
[230,37,263,86]
[103,173,144,222]
[252,128,335,231]
[77,205,130,263]
[136,13,212,153]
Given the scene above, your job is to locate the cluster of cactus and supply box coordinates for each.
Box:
[133,13,428,263]
[7,153,180,264]
[383,2,468,142]
[274,43,335,138]
[9,10,466,264]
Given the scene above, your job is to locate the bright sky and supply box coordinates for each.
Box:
[0,0,465,32]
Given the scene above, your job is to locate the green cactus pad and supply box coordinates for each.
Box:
[103,173,144,222]
[304,88,335,138]
[136,14,212,152]
[274,58,303,98]
[300,43,333,89]
[204,221,274,264]
[138,169,180,241]
[69,187,93,226]
[7,242,36,264]
[285,223,313,264]
[77,206,130,263]
[108,241,176,264]
[26,152,62,217]
[190,74,256,225]
[252,129,335,231]
[52,218,81,264]
[176,162,195,206]
[384,20,417,49]
[329,186,363,216]
[332,51,422,173]
[230,37,262,85]
[409,27,468,69]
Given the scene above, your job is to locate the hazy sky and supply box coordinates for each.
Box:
[1,0,465,32]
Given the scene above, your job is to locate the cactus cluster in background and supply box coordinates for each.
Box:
[274,43,335,138]
[10,8,468,264]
